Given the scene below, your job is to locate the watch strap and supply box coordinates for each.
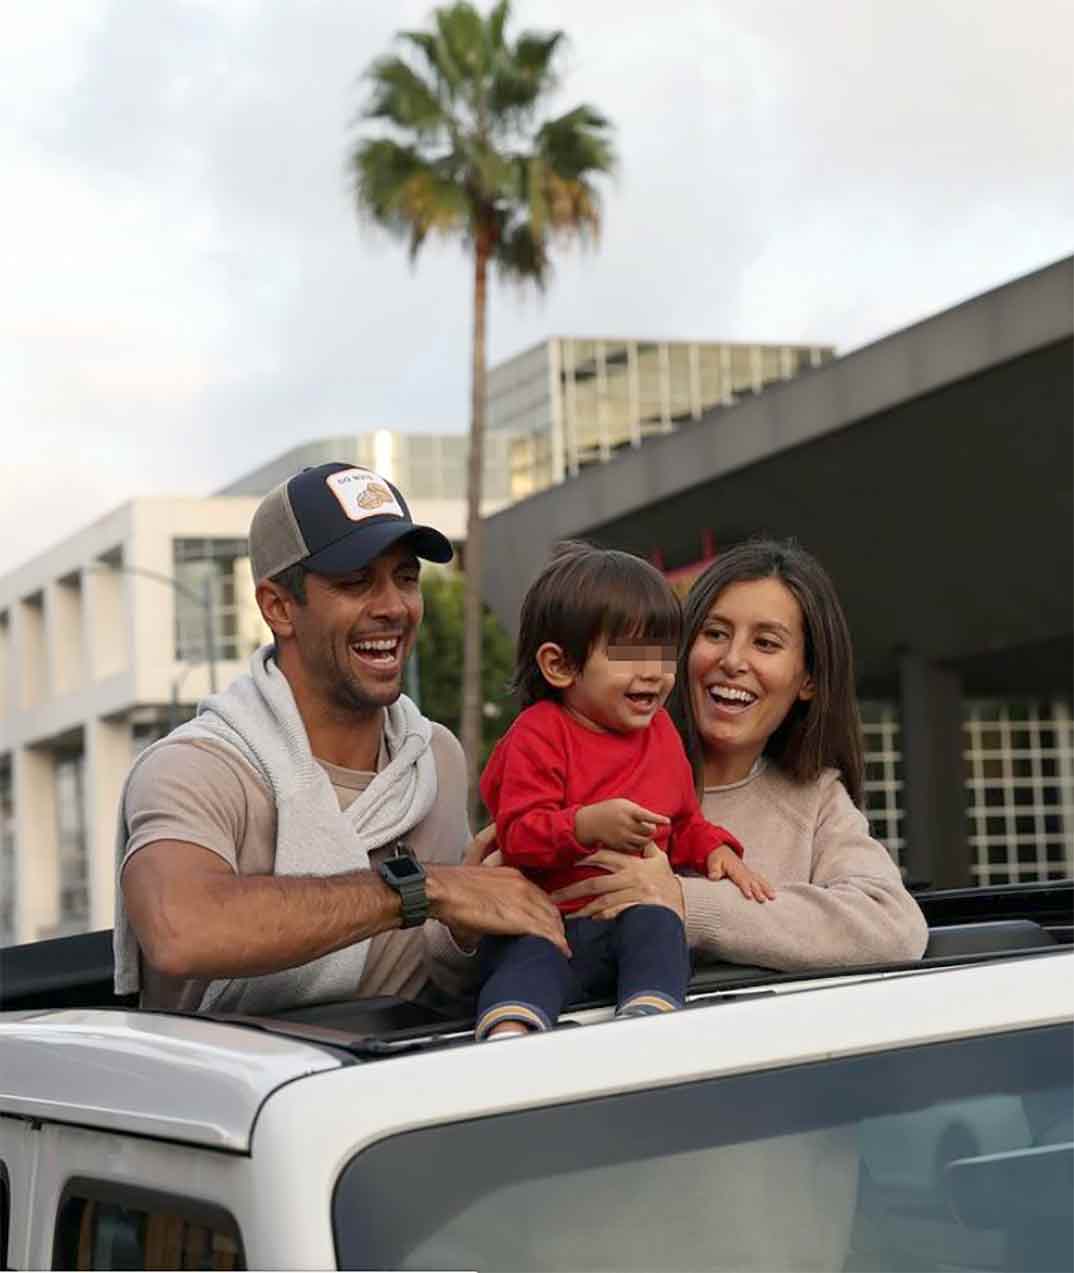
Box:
[380,851,429,929]
[395,872,429,929]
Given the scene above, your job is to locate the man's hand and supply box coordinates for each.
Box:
[707,846,776,902]
[445,825,502,951]
[426,864,570,956]
[574,799,670,851]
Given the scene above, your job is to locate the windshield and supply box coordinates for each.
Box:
[333,1024,1072,1273]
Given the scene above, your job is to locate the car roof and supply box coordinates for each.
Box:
[2,948,1071,1155]
[0,1007,343,1151]
[254,950,1074,1170]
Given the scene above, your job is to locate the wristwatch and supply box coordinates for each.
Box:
[378,844,429,929]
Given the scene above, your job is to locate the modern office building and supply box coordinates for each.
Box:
[487,338,834,499]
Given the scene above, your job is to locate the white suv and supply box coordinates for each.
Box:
[1,884,1071,1272]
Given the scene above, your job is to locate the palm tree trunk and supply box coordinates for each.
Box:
[461,231,490,822]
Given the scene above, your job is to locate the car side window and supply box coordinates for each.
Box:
[334,1024,1073,1273]
[51,1182,244,1271]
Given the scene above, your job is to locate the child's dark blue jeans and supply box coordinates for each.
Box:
[475,904,689,1038]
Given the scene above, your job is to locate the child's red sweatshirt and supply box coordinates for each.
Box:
[480,700,743,914]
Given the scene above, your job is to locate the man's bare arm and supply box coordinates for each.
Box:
[123,841,406,979]
[124,839,569,980]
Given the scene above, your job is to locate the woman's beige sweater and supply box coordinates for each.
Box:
[683,762,928,969]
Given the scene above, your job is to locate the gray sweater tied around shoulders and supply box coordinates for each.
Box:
[113,644,438,1013]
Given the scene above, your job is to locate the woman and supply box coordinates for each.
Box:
[551,538,928,969]
[539,539,928,1271]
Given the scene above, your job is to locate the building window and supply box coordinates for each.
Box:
[0,760,13,947]
[965,699,1074,885]
[860,698,1074,886]
[131,716,180,756]
[490,339,834,501]
[53,1185,244,1271]
[173,538,256,664]
[860,701,905,867]
[55,751,88,931]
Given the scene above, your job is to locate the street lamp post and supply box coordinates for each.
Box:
[200,572,218,695]
[169,660,205,732]
[88,562,218,697]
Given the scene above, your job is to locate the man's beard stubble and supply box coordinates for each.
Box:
[323,631,406,717]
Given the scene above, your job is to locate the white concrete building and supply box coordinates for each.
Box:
[0,497,268,945]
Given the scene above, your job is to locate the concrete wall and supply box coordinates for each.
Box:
[0,495,266,942]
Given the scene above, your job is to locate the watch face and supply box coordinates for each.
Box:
[387,856,423,880]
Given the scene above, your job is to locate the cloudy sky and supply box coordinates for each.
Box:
[4,0,1071,575]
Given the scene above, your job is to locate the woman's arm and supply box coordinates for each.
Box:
[557,777,928,970]
[683,779,928,969]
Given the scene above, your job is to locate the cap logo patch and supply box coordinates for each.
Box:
[357,481,394,510]
[325,468,405,523]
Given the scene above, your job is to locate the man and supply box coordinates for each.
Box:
[114,461,566,1015]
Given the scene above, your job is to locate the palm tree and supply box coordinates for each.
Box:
[350,0,615,810]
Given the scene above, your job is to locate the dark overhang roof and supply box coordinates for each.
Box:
[483,258,1073,693]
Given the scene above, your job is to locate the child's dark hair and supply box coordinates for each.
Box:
[511,541,682,708]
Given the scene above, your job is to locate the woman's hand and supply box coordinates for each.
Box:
[550,842,685,922]
[463,822,499,866]
[707,845,776,902]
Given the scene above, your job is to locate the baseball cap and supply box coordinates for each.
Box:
[249,462,454,582]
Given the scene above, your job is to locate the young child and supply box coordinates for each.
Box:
[477,541,772,1040]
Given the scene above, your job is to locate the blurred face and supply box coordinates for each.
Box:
[561,638,677,733]
[687,577,815,784]
[288,542,423,715]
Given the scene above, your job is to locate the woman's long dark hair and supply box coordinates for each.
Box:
[668,538,865,807]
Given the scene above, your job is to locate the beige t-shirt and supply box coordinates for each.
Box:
[121,721,477,1012]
